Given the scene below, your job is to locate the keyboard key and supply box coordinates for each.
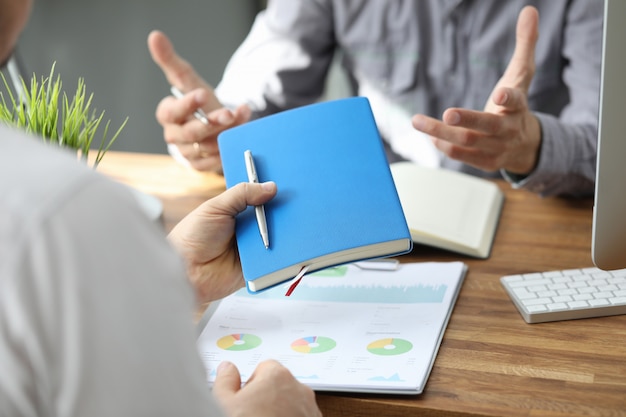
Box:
[568,300,589,309]
[501,267,626,323]
[589,298,610,307]
[547,302,568,311]
[527,305,548,313]
[610,296,626,305]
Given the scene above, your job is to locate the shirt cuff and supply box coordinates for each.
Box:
[500,112,557,195]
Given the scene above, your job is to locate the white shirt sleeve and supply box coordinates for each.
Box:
[215,4,335,116]
[0,174,225,417]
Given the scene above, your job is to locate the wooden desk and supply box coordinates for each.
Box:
[98,151,626,417]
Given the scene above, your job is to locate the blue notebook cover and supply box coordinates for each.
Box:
[218,97,412,292]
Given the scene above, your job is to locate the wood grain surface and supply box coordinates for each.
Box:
[98,151,626,417]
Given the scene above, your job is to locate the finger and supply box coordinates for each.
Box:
[148,31,223,112]
[162,119,210,147]
[431,137,502,172]
[207,105,252,127]
[179,140,220,170]
[157,89,211,126]
[416,113,508,156]
[413,114,483,147]
[489,86,528,111]
[234,104,252,125]
[443,108,504,136]
[500,6,539,92]
[147,30,206,92]
[246,359,288,384]
[160,106,248,148]
[212,361,242,399]
[189,155,223,173]
[195,138,220,154]
[179,141,219,160]
[208,182,278,216]
[208,108,236,126]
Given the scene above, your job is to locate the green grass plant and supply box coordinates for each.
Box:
[0,63,127,168]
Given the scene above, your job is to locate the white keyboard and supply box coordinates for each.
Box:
[500,267,626,323]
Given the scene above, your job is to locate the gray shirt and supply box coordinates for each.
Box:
[216,0,604,197]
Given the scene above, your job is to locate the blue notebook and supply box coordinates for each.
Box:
[218,97,412,292]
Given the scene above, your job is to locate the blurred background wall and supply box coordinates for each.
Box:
[2,0,264,154]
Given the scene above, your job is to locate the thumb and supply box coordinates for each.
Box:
[246,181,278,207]
[147,30,210,93]
[212,361,242,399]
[499,6,539,93]
[207,181,278,217]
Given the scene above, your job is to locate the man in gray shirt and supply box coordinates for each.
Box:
[149,0,603,197]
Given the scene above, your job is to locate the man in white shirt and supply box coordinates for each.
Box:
[0,2,321,415]
[0,125,321,417]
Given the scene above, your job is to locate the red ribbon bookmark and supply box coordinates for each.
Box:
[285,265,310,296]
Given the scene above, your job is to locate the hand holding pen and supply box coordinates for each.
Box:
[168,85,252,128]
[170,86,210,125]
[149,30,252,172]
[165,86,253,172]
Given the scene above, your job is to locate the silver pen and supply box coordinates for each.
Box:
[244,150,270,249]
[170,86,209,125]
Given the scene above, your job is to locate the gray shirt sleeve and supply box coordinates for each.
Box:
[216,0,604,197]
[501,0,603,197]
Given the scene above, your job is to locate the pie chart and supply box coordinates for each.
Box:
[367,338,413,356]
[217,333,262,351]
[291,336,336,353]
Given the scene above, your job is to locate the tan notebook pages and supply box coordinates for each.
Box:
[390,162,504,259]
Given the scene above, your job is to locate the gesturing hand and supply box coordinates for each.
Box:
[412,6,541,175]
[148,30,251,173]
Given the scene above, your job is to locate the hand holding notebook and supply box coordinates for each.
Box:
[217,97,412,292]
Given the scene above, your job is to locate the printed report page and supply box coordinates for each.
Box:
[197,262,467,394]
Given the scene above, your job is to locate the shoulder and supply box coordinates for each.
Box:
[0,125,160,290]
[0,126,215,415]
[0,125,101,217]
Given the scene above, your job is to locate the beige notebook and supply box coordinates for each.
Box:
[390,162,504,258]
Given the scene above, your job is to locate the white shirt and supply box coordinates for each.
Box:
[0,126,224,417]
